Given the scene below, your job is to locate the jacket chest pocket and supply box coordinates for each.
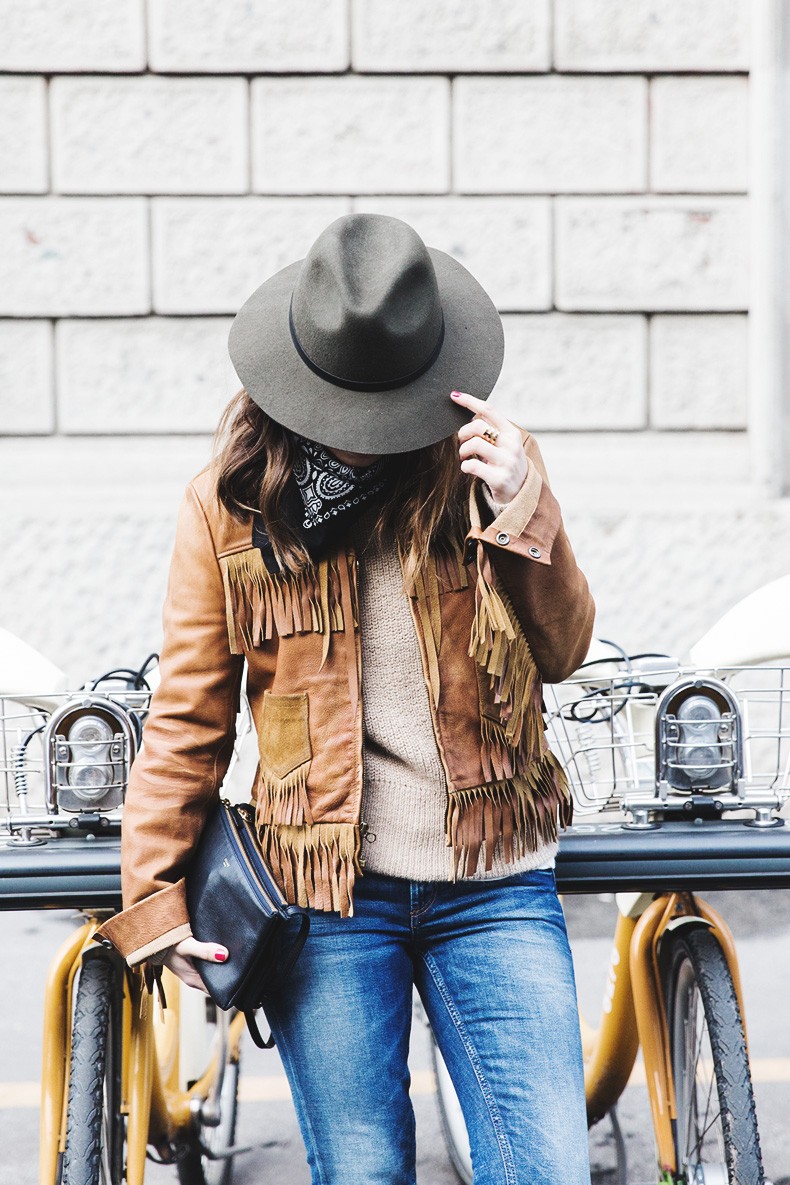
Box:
[259,691,312,780]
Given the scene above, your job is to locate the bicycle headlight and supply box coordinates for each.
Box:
[656,678,741,794]
[44,696,138,813]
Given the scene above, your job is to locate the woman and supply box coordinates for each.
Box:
[99,213,595,1185]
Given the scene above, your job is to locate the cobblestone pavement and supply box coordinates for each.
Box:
[3,891,790,1185]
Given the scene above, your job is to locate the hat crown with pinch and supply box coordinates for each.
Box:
[290,214,444,390]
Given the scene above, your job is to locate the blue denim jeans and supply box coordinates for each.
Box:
[262,868,590,1185]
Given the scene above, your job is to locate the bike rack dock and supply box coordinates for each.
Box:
[3,821,790,909]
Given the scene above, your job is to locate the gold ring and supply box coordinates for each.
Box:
[481,427,499,444]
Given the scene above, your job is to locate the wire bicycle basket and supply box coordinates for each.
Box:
[544,659,790,829]
[0,683,152,847]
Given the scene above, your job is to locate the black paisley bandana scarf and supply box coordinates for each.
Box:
[252,434,394,573]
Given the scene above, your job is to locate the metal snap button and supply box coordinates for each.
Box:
[495,531,510,546]
[528,545,542,559]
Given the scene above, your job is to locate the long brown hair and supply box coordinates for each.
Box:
[212,389,471,586]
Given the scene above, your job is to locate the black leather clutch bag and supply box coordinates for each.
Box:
[185,798,310,1048]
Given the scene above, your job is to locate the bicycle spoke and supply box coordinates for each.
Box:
[683,989,704,1157]
[689,1105,725,1159]
[693,1058,718,1155]
[666,929,763,1185]
[677,969,729,1178]
[688,996,706,1094]
[684,1010,723,1165]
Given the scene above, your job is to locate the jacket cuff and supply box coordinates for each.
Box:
[466,461,561,566]
[95,878,191,966]
[126,924,193,968]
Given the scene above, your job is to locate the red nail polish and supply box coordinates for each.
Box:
[215,951,227,962]
[451,390,461,398]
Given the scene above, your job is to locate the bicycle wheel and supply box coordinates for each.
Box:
[176,1002,241,1185]
[61,955,124,1185]
[429,1030,473,1185]
[660,924,763,1185]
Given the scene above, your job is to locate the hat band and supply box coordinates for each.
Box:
[288,298,445,392]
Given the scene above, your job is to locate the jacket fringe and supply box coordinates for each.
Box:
[465,533,572,868]
[470,542,544,750]
[412,558,442,707]
[257,760,314,827]
[479,696,545,782]
[446,750,572,878]
[219,549,350,654]
[256,820,362,918]
[141,961,167,1020]
[404,535,471,708]
[434,534,471,593]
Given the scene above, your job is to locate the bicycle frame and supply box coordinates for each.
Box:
[579,890,748,1178]
[38,918,247,1185]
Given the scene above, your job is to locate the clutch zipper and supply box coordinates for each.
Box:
[234,802,290,913]
[219,800,277,911]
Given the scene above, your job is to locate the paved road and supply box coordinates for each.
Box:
[2,891,790,1185]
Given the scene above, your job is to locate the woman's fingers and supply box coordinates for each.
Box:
[457,419,497,445]
[455,397,521,460]
[173,936,228,963]
[159,936,229,995]
[460,456,499,484]
[451,389,508,432]
[452,390,528,503]
[458,435,500,465]
[162,949,211,994]
[458,417,519,449]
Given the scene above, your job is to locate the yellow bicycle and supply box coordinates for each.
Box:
[432,649,790,1184]
[40,923,247,1185]
[0,647,259,1185]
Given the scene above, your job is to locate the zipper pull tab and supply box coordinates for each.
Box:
[360,819,377,844]
[359,819,376,867]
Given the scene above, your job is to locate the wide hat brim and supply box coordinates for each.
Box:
[227,247,505,455]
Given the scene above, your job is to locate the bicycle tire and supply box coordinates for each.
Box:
[429,1030,473,1185]
[61,955,124,1185]
[660,924,763,1185]
[176,1040,240,1185]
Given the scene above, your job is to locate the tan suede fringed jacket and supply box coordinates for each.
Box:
[98,430,595,965]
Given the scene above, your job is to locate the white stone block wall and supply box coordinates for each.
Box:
[454,76,648,193]
[352,1,553,72]
[555,197,750,311]
[251,77,451,193]
[0,0,783,678]
[0,77,47,193]
[51,76,250,194]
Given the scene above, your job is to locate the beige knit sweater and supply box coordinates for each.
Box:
[346,498,557,882]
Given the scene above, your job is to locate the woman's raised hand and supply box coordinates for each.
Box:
[451,390,528,505]
[161,935,229,995]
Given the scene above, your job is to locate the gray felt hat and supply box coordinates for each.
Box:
[227,212,505,455]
